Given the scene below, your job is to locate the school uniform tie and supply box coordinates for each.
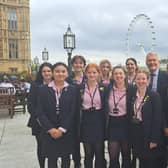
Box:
[149,73,155,89]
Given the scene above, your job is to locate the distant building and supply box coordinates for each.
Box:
[159,57,168,70]
[0,0,31,73]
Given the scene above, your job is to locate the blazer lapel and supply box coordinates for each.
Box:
[48,86,56,105]
[106,83,113,100]
[131,88,150,115]
[79,84,85,105]
[157,70,161,92]
[98,85,105,106]
[59,86,69,104]
[141,89,150,113]
[82,75,87,84]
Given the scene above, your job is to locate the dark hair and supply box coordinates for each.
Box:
[112,66,127,86]
[125,57,137,66]
[35,62,53,84]
[52,62,69,72]
[125,57,138,72]
[71,55,86,66]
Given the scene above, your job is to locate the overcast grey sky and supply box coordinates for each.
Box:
[30,0,168,65]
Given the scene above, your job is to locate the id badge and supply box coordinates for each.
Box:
[113,108,119,114]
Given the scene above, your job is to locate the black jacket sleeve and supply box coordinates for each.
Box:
[150,92,162,143]
[27,82,38,117]
[36,86,54,132]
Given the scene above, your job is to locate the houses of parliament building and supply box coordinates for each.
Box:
[0,0,31,73]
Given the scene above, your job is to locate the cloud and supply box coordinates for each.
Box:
[30,0,168,64]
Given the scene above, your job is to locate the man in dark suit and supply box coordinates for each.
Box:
[146,52,168,168]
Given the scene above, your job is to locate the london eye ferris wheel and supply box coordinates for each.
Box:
[126,14,156,65]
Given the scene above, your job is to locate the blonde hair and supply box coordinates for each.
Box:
[135,70,149,79]
[99,59,112,80]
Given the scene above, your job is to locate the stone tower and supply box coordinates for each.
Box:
[0,0,31,73]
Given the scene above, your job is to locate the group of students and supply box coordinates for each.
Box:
[27,52,168,168]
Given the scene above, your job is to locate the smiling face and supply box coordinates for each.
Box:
[72,58,85,73]
[41,66,53,82]
[135,72,148,90]
[112,67,126,85]
[100,62,111,76]
[53,65,68,83]
[126,59,137,74]
[146,53,159,72]
[85,67,99,82]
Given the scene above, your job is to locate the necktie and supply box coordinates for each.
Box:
[149,73,155,89]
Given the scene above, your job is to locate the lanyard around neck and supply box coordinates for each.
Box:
[112,87,126,109]
[133,94,146,117]
[86,83,98,107]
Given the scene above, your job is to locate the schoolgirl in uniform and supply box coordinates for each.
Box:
[67,55,86,85]
[36,62,77,168]
[130,71,163,168]
[125,58,138,85]
[27,62,53,168]
[125,58,138,167]
[66,55,86,168]
[79,63,106,168]
[106,66,132,168]
[99,59,112,86]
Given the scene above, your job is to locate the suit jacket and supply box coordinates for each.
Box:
[131,88,162,144]
[66,72,87,138]
[156,70,168,128]
[27,81,43,135]
[36,84,77,157]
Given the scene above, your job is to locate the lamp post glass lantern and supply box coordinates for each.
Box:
[42,48,49,62]
[63,25,75,72]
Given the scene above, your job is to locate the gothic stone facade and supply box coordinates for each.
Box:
[0,0,31,73]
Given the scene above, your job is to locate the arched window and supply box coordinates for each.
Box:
[7,9,17,30]
[8,39,18,59]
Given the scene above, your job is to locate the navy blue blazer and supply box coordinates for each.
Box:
[156,70,168,128]
[66,73,87,138]
[37,84,77,132]
[66,72,87,85]
[36,84,77,157]
[131,88,162,144]
[27,81,43,135]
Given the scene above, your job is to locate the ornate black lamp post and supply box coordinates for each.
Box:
[63,25,75,72]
